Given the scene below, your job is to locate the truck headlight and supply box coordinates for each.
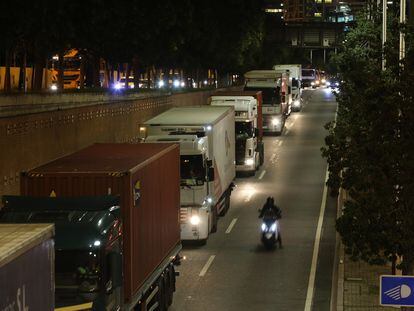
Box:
[50,84,58,91]
[311,81,315,86]
[321,78,326,84]
[190,215,200,225]
[272,118,281,126]
[245,158,254,166]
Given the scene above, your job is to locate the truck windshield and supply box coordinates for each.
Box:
[235,121,254,139]
[244,86,280,106]
[302,69,315,77]
[55,250,101,307]
[180,155,205,186]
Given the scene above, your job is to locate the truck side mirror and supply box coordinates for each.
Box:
[108,252,123,289]
[207,167,215,181]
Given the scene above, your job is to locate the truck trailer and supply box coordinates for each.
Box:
[0,224,54,310]
[142,106,236,244]
[244,70,289,135]
[273,64,302,111]
[209,91,264,175]
[0,143,181,310]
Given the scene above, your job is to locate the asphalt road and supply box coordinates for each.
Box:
[170,88,338,311]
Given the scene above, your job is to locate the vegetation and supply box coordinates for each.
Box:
[322,8,414,275]
[0,0,265,92]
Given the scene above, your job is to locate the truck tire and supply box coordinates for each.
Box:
[157,278,168,311]
[211,208,218,232]
[259,143,264,166]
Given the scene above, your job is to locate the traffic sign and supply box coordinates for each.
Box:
[380,275,414,307]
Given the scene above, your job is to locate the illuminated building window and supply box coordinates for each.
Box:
[314,12,322,17]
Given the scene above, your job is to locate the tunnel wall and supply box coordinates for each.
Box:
[0,89,223,195]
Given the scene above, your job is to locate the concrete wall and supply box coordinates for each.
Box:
[0,89,222,196]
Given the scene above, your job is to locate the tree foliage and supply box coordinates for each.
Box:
[322,10,414,272]
[1,0,265,90]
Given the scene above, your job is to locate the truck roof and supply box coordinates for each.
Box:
[1,196,119,250]
[244,70,283,79]
[26,143,177,175]
[0,223,54,268]
[144,106,233,126]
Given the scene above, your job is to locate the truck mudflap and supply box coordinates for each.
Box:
[124,243,181,311]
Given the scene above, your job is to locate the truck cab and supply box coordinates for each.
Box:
[244,70,289,135]
[146,135,216,243]
[210,95,262,175]
[0,195,124,310]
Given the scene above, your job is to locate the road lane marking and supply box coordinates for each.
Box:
[269,154,276,162]
[225,218,238,234]
[244,193,254,202]
[304,167,329,311]
[278,141,283,147]
[258,170,266,180]
[199,255,216,277]
[285,129,290,135]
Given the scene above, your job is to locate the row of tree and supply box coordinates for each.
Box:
[0,0,265,92]
[322,6,414,281]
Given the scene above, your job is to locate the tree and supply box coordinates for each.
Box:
[322,8,414,281]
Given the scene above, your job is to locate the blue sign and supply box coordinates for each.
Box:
[380,275,414,307]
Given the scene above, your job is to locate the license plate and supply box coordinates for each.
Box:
[265,233,273,239]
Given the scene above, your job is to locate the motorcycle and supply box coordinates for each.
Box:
[259,210,282,249]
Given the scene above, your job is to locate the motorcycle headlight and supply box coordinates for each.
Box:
[326,81,331,87]
[190,215,200,225]
[245,158,254,166]
[270,223,277,232]
[321,78,326,84]
[293,100,300,107]
[261,223,267,231]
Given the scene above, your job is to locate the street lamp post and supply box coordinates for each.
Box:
[382,0,387,70]
[400,0,406,61]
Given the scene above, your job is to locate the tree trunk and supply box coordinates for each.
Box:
[18,49,27,92]
[125,63,130,89]
[132,56,140,89]
[33,53,45,91]
[57,51,64,90]
[4,49,12,93]
[79,52,85,89]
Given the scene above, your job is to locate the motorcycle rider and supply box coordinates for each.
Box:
[259,197,282,219]
[259,196,282,247]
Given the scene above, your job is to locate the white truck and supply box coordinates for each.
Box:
[244,70,290,135]
[142,106,236,244]
[209,91,264,175]
[273,64,302,111]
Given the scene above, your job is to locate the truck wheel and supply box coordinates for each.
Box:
[157,278,168,311]
[211,209,218,233]
[259,143,264,166]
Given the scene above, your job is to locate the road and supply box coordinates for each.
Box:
[170,88,338,311]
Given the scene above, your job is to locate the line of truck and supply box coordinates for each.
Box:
[0,63,304,310]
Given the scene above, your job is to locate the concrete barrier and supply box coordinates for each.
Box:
[0,88,240,196]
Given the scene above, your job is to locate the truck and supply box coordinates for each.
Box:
[244,70,290,135]
[273,64,303,111]
[0,143,181,310]
[0,224,54,310]
[301,68,319,88]
[209,91,264,175]
[142,106,236,244]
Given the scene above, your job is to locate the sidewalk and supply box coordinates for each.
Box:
[335,188,396,311]
[341,251,396,311]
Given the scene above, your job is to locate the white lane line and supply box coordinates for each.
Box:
[278,141,283,147]
[285,129,290,135]
[244,193,254,202]
[258,170,266,180]
[304,167,329,311]
[225,218,238,234]
[199,255,216,277]
[269,154,276,162]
